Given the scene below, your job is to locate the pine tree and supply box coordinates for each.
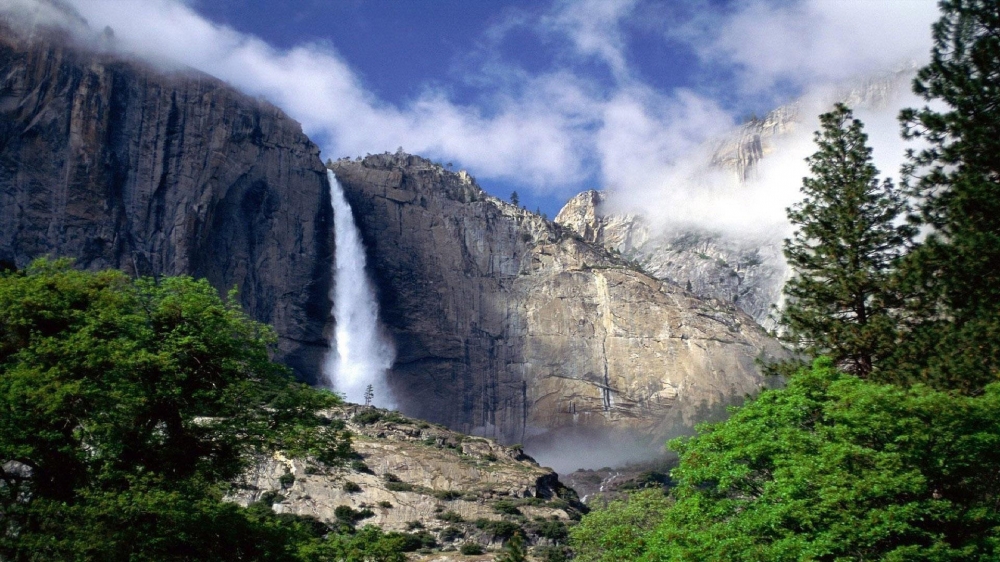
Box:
[364,384,374,407]
[510,191,520,206]
[897,0,1000,391]
[781,104,913,379]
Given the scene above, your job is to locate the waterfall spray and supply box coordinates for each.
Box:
[324,169,396,408]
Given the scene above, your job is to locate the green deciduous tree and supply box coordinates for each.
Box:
[0,259,351,559]
[569,489,672,562]
[573,359,1000,561]
[897,0,1000,391]
[781,103,913,378]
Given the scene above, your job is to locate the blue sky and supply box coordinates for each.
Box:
[184,0,726,216]
[40,0,941,222]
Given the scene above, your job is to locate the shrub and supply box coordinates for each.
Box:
[385,481,414,492]
[433,490,462,501]
[333,505,374,524]
[352,410,383,425]
[460,542,484,555]
[475,519,522,540]
[535,545,571,562]
[531,520,568,541]
[440,526,464,542]
[342,481,362,493]
[493,500,522,516]
[436,511,464,523]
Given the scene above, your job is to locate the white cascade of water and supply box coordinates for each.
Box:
[324,169,396,408]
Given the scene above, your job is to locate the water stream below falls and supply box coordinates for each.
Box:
[324,170,396,408]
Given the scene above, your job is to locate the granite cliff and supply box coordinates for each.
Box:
[330,154,786,467]
[0,14,787,467]
[555,190,787,329]
[0,22,333,379]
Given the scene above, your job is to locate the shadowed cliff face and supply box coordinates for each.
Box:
[0,27,333,381]
[331,154,787,469]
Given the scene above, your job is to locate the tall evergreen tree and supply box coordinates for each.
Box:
[781,104,913,378]
[897,0,1000,391]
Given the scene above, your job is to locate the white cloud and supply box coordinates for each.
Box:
[540,0,638,80]
[5,0,942,226]
[683,0,939,94]
[54,0,599,191]
[594,0,939,239]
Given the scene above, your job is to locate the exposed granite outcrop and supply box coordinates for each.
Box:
[0,23,333,379]
[555,191,788,329]
[233,404,582,550]
[330,154,786,463]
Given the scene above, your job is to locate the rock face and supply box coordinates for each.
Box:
[0,24,333,379]
[235,404,583,544]
[711,104,800,183]
[555,70,913,329]
[555,191,788,329]
[330,154,786,466]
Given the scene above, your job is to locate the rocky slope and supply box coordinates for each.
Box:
[233,404,582,555]
[0,20,333,379]
[330,154,786,467]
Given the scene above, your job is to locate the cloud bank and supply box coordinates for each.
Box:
[6,0,941,235]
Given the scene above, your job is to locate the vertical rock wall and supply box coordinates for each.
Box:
[0,29,333,380]
[331,154,786,456]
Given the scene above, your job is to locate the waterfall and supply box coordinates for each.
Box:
[324,169,396,408]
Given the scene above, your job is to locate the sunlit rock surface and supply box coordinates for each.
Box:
[234,404,582,547]
[330,154,786,465]
[555,191,788,329]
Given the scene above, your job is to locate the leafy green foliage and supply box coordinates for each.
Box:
[781,104,913,378]
[435,510,464,523]
[432,489,462,501]
[575,359,1000,561]
[459,542,484,555]
[475,518,523,540]
[493,499,522,515]
[439,525,463,542]
[529,519,568,542]
[352,409,385,425]
[334,505,375,526]
[385,481,414,492]
[569,489,672,562]
[0,260,356,559]
[897,0,1000,391]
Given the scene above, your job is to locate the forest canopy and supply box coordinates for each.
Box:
[0,259,364,560]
